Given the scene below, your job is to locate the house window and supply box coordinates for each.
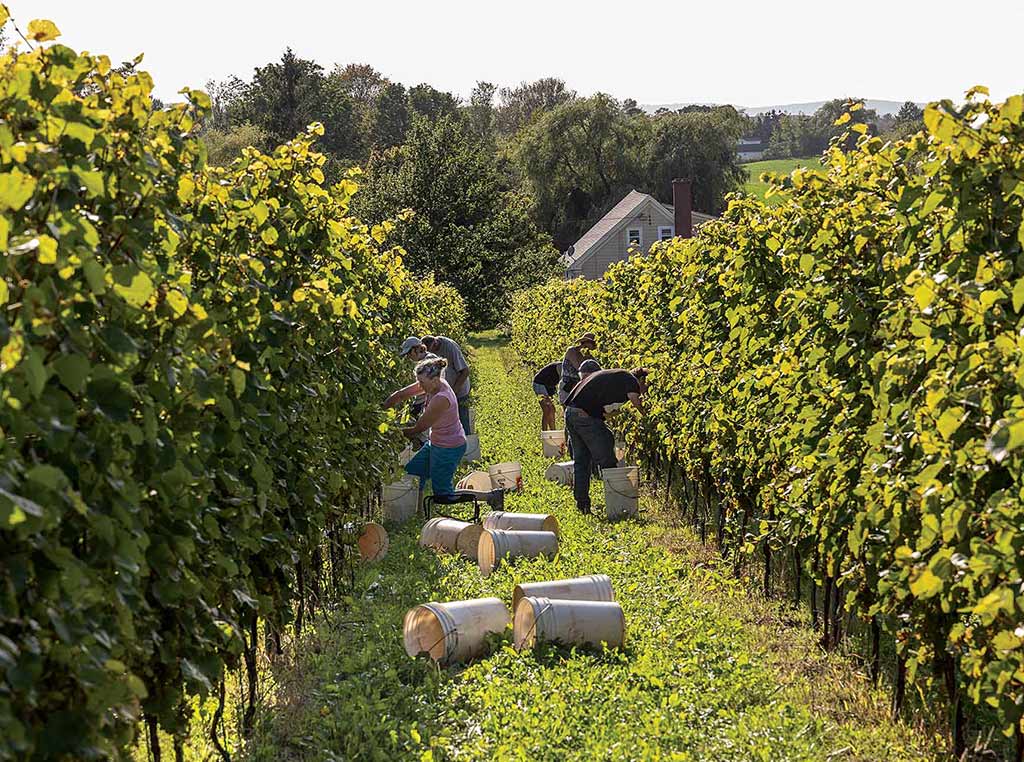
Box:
[627,228,642,247]
[658,226,674,241]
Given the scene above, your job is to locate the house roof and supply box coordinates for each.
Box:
[564,190,715,268]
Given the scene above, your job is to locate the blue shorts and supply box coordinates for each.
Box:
[405,440,468,495]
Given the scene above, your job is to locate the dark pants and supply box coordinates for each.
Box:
[457,395,472,434]
[565,407,617,514]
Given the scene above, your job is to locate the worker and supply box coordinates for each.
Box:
[384,357,467,495]
[563,367,648,515]
[532,361,562,431]
[558,332,597,405]
[422,335,472,433]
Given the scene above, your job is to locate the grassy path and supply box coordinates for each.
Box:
[249,335,937,761]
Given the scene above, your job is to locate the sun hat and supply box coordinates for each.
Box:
[579,359,602,374]
[398,336,424,357]
[576,332,597,347]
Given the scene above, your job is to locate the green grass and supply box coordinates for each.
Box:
[236,335,941,761]
[742,158,821,203]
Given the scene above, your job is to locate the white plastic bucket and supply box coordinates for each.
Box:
[477,529,559,577]
[456,470,493,492]
[403,597,509,665]
[544,461,574,487]
[512,574,614,612]
[383,476,419,524]
[483,511,560,537]
[398,446,415,466]
[463,434,481,463]
[602,466,639,520]
[540,429,566,458]
[513,596,625,651]
[357,522,389,561]
[488,462,522,492]
[419,517,484,560]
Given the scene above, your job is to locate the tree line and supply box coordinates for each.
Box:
[201,51,752,324]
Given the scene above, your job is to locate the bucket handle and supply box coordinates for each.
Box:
[602,474,640,498]
[521,599,554,647]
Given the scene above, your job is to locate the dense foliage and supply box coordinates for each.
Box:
[0,28,464,758]
[510,90,1024,749]
[354,115,559,328]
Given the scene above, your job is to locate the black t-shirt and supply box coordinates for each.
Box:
[565,369,640,420]
[533,362,561,392]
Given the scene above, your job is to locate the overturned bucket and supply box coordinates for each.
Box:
[540,429,566,458]
[483,511,560,537]
[545,461,574,487]
[383,476,420,524]
[512,573,614,612]
[478,529,559,577]
[602,466,639,521]
[513,596,625,651]
[488,462,523,492]
[419,517,484,560]
[403,597,509,665]
[457,470,493,492]
[357,522,389,561]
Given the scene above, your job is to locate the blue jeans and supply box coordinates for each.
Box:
[405,441,468,496]
[457,395,472,434]
[564,408,617,514]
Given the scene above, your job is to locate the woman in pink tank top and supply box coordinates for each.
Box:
[384,357,467,495]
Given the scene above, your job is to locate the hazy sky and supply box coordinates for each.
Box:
[11,0,1024,107]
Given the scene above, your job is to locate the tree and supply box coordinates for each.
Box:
[371,81,411,150]
[231,49,364,170]
[512,94,648,249]
[645,107,747,213]
[332,62,389,107]
[355,116,559,327]
[496,77,576,136]
[891,100,924,138]
[767,98,878,158]
[408,83,460,122]
[467,81,498,144]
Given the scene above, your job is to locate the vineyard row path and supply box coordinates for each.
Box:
[247,333,938,761]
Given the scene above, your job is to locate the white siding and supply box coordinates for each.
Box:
[575,199,675,280]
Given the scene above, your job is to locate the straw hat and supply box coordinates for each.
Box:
[576,332,597,348]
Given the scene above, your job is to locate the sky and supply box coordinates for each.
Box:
[10,0,1024,108]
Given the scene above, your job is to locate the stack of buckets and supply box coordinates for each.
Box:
[403,574,625,665]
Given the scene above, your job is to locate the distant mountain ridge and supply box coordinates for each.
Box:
[643,99,924,116]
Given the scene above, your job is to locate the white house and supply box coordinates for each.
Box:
[562,180,714,280]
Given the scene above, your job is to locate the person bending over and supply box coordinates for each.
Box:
[532,361,562,432]
[558,332,597,406]
[563,367,647,515]
[422,335,472,434]
[385,357,467,496]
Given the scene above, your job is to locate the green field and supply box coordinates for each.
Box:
[742,158,820,202]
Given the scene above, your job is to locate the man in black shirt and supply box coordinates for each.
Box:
[563,368,648,515]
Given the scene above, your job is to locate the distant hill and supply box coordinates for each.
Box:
[643,99,924,116]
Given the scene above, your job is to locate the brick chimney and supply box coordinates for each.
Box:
[672,178,693,239]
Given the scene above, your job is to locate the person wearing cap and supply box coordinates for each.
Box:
[532,361,562,432]
[563,367,648,515]
[558,332,597,405]
[397,337,439,364]
[421,335,472,433]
